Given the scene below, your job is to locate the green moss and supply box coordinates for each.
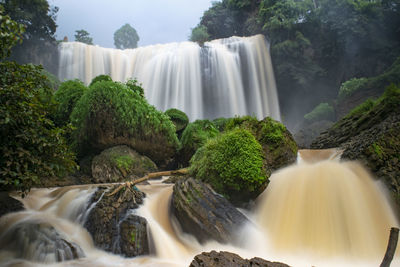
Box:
[165,108,189,132]
[70,80,179,158]
[370,143,384,159]
[130,231,136,243]
[304,102,335,123]
[53,79,88,126]
[89,74,112,87]
[125,78,144,98]
[113,155,134,170]
[212,117,231,132]
[345,98,376,118]
[179,119,219,165]
[189,128,267,203]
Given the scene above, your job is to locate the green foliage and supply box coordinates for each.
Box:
[41,68,60,90]
[125,78,144,98]
[346,98,376,118]
[74,29,93,45]
[114,23,139,49]
[113,155,134,171]
[180,120,219,165]
[190,25,210,44]
[54,79,88,126]
[304,102,335,123]
[89,74,112,87]
[212,117,231,132]
[70,80,179,158]
[0,61,76,192]
[190,128,267,203]
[338,78,368,101]
[165,108,189,132]
[0,5,25,59]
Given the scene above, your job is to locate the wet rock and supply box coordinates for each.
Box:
[171,178,248,244]
[91,145,157,183]
[294,120,333,148]
[0,192,23,217]
[84,185,149,257]
[119,214,150,257]
[0,221,84,262]
[190,251,291,267]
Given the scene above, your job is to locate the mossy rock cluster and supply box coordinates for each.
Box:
[179,119,219,166]
[189,128,268,204]
[165,108,189,134]
[70,80,179,168]
[312,84,400,205]
[53,79,88,127]
[225,116,298,172]
[91,145,157,183]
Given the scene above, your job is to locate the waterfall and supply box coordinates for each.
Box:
[58,35,280,121]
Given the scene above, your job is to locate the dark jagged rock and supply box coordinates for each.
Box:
[0,192,23,217]
[119,214,150,257]
[0,221,84,262]
[311,86,400,205]
[190,251,291,267]
[91,145,157,184]
[84,185,149,257]
[171,178,249,244]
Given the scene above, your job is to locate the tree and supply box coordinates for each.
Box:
[0,5,25,59]
[190,25,209,45]
[114,23,139,49]
[74,29,93,45]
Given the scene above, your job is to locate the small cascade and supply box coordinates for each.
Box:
[58,35,280,121]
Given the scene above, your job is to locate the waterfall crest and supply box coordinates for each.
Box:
[58,35,280,121]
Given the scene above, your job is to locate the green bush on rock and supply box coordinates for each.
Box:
[54,79,87,126]
[165,108,189,133]
[89,74,112,87]
[304,103,335,123]
[179,120,219,166]
[190,128,267,204]
[70,80,179,167]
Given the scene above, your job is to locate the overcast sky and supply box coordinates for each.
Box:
[49,0,214,48]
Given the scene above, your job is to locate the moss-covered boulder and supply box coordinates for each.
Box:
[312,84,400,205]
[179,120,219,166]
[189,128,267,204]
[165,108,189,135]
[91,145,157,184]
[53,79,88,126]
[70,80,179,168]
[225,116,297,172]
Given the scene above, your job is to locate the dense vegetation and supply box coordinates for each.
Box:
[190,128,267,203]
[114,23,140,49]
[74,29,93,45]
[193,0,400,127]
[165,108,189,133]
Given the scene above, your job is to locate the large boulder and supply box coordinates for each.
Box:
[165,108,189,136]
[70,80,179,168]
[91,145,157,183]
[311,85,400,205]
[0,192,23,217]
[190,251,290,267]
[84,185,150,257]
[171,178,249,244]
[225,116,297,172]
[189,128,268,204]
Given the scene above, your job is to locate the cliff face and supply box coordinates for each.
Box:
[311,85,400,205]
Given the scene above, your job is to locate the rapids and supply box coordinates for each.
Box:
[0,150,399,267]
[58,35,280,122]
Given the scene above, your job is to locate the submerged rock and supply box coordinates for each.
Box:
[0,221,84,262]
[171,178,248,244]
[84,185,149,257]
[190,251,290,267]
[91,145,157,183]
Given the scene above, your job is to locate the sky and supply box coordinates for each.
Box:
[49,0,214,48]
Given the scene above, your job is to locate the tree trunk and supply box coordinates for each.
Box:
[380,227,399,267]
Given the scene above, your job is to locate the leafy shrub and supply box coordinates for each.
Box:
[190,128,267,203]
[304,102,335,123]
[53,79,87,126]
[212,117,231,132]
[338,78,368,102]
[165,108,189,132]
[89,74,112,87]
[0,62,76,192]
[345,99,376,118]
[70,80,179,166]
[0,5,25,59]
[125,78,144,98]
[179,120,219,166]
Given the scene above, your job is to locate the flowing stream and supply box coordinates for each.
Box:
[0,149,399,266]
[58,35,280,121]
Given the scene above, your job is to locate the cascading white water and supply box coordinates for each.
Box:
[1,150,399,267]
[58,35,281,121]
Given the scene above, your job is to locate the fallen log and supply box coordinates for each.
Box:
[380,227,399,267]
[107,168,188,196]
